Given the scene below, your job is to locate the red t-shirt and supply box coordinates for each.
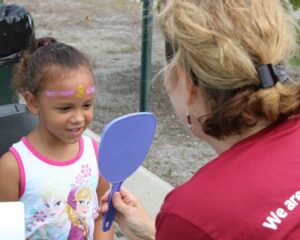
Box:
[156,116,300,240]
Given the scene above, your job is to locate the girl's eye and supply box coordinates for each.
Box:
[83,103,93,109]
[57,106,71,111]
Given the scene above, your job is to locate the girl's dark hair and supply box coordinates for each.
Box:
[13,37,93,95]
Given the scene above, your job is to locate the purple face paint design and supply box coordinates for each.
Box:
[44,85,95,97]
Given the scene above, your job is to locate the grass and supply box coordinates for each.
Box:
[75,0,139,11]
[166,167,173,178]
[291,55,300,66]
[114,0,139,11]
[105,46,137,54]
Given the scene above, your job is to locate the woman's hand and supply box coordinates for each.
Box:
[101,188,156,240]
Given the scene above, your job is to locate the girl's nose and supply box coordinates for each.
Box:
[70,110,84,123]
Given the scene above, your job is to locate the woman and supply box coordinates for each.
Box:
[101,0,300,239]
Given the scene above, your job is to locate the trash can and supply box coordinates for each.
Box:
[0,4,34,105]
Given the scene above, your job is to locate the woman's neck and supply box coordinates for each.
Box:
[206,119,271,155]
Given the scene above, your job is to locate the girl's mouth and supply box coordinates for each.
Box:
[67,127,83,135]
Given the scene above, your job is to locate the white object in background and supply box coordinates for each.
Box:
[0,202,25,240]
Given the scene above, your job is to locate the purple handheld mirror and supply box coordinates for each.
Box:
[98,112,156,232]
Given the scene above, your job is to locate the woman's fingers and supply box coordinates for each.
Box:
[119,188,139,206]
[101,187,155,239]
[100,190,110,213]
[112,191,130,213]
[100,187,138,213]
[102,189,110,201]
[100,202,109,213]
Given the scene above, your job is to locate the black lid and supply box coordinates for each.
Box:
[0,4,35,57]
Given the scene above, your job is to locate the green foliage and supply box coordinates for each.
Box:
[291,55,300,66]
[140,0,162,12]
[290,0,300,10]
[156,0,163,12]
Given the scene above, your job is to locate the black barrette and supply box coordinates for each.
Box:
[258,64,288,89]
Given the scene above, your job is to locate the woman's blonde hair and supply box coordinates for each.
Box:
[159,0,300,138]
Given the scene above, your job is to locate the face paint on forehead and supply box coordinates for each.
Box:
[44,85,95,97]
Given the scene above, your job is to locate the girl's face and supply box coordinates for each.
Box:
[34,66,95,144]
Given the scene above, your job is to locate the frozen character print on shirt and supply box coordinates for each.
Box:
[66,186,92,240]
[26,185,69,240]
[41,185,70,239]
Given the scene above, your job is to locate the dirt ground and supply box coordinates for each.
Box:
[6,0,300,188]
[5,0,218,188]
[5,0,300,187]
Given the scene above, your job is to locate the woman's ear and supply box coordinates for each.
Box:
[176,65,198,106]
[23,91,38,115]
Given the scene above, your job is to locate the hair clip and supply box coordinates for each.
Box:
[258,64,288,89]
[36,38,57,49]
[37,40,48,48]
[273,64,288,82]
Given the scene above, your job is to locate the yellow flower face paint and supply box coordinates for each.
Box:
[76,85,85,98]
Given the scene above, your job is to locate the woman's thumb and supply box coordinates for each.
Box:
[112,192,128,213]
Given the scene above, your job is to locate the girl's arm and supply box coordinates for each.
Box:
[0,152,20,201]
[94,176,114,240]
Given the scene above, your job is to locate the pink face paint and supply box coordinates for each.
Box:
[44,85,95,97]
[44,89,75,97]
[86,86,95,94]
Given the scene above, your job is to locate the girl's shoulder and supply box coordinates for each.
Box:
[82,134,99,145]
[0,151,20,200]
[0,151,18,171]
[82,134,99,155]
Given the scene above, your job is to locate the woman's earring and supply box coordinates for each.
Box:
[186,112,192,129]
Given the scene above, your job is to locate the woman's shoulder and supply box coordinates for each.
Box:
[161,171,207,211]
[157,174,214,236]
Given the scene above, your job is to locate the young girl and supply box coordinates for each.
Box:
[0,37,114,240]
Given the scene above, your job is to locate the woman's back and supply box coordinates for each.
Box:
[156,116,300,240]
